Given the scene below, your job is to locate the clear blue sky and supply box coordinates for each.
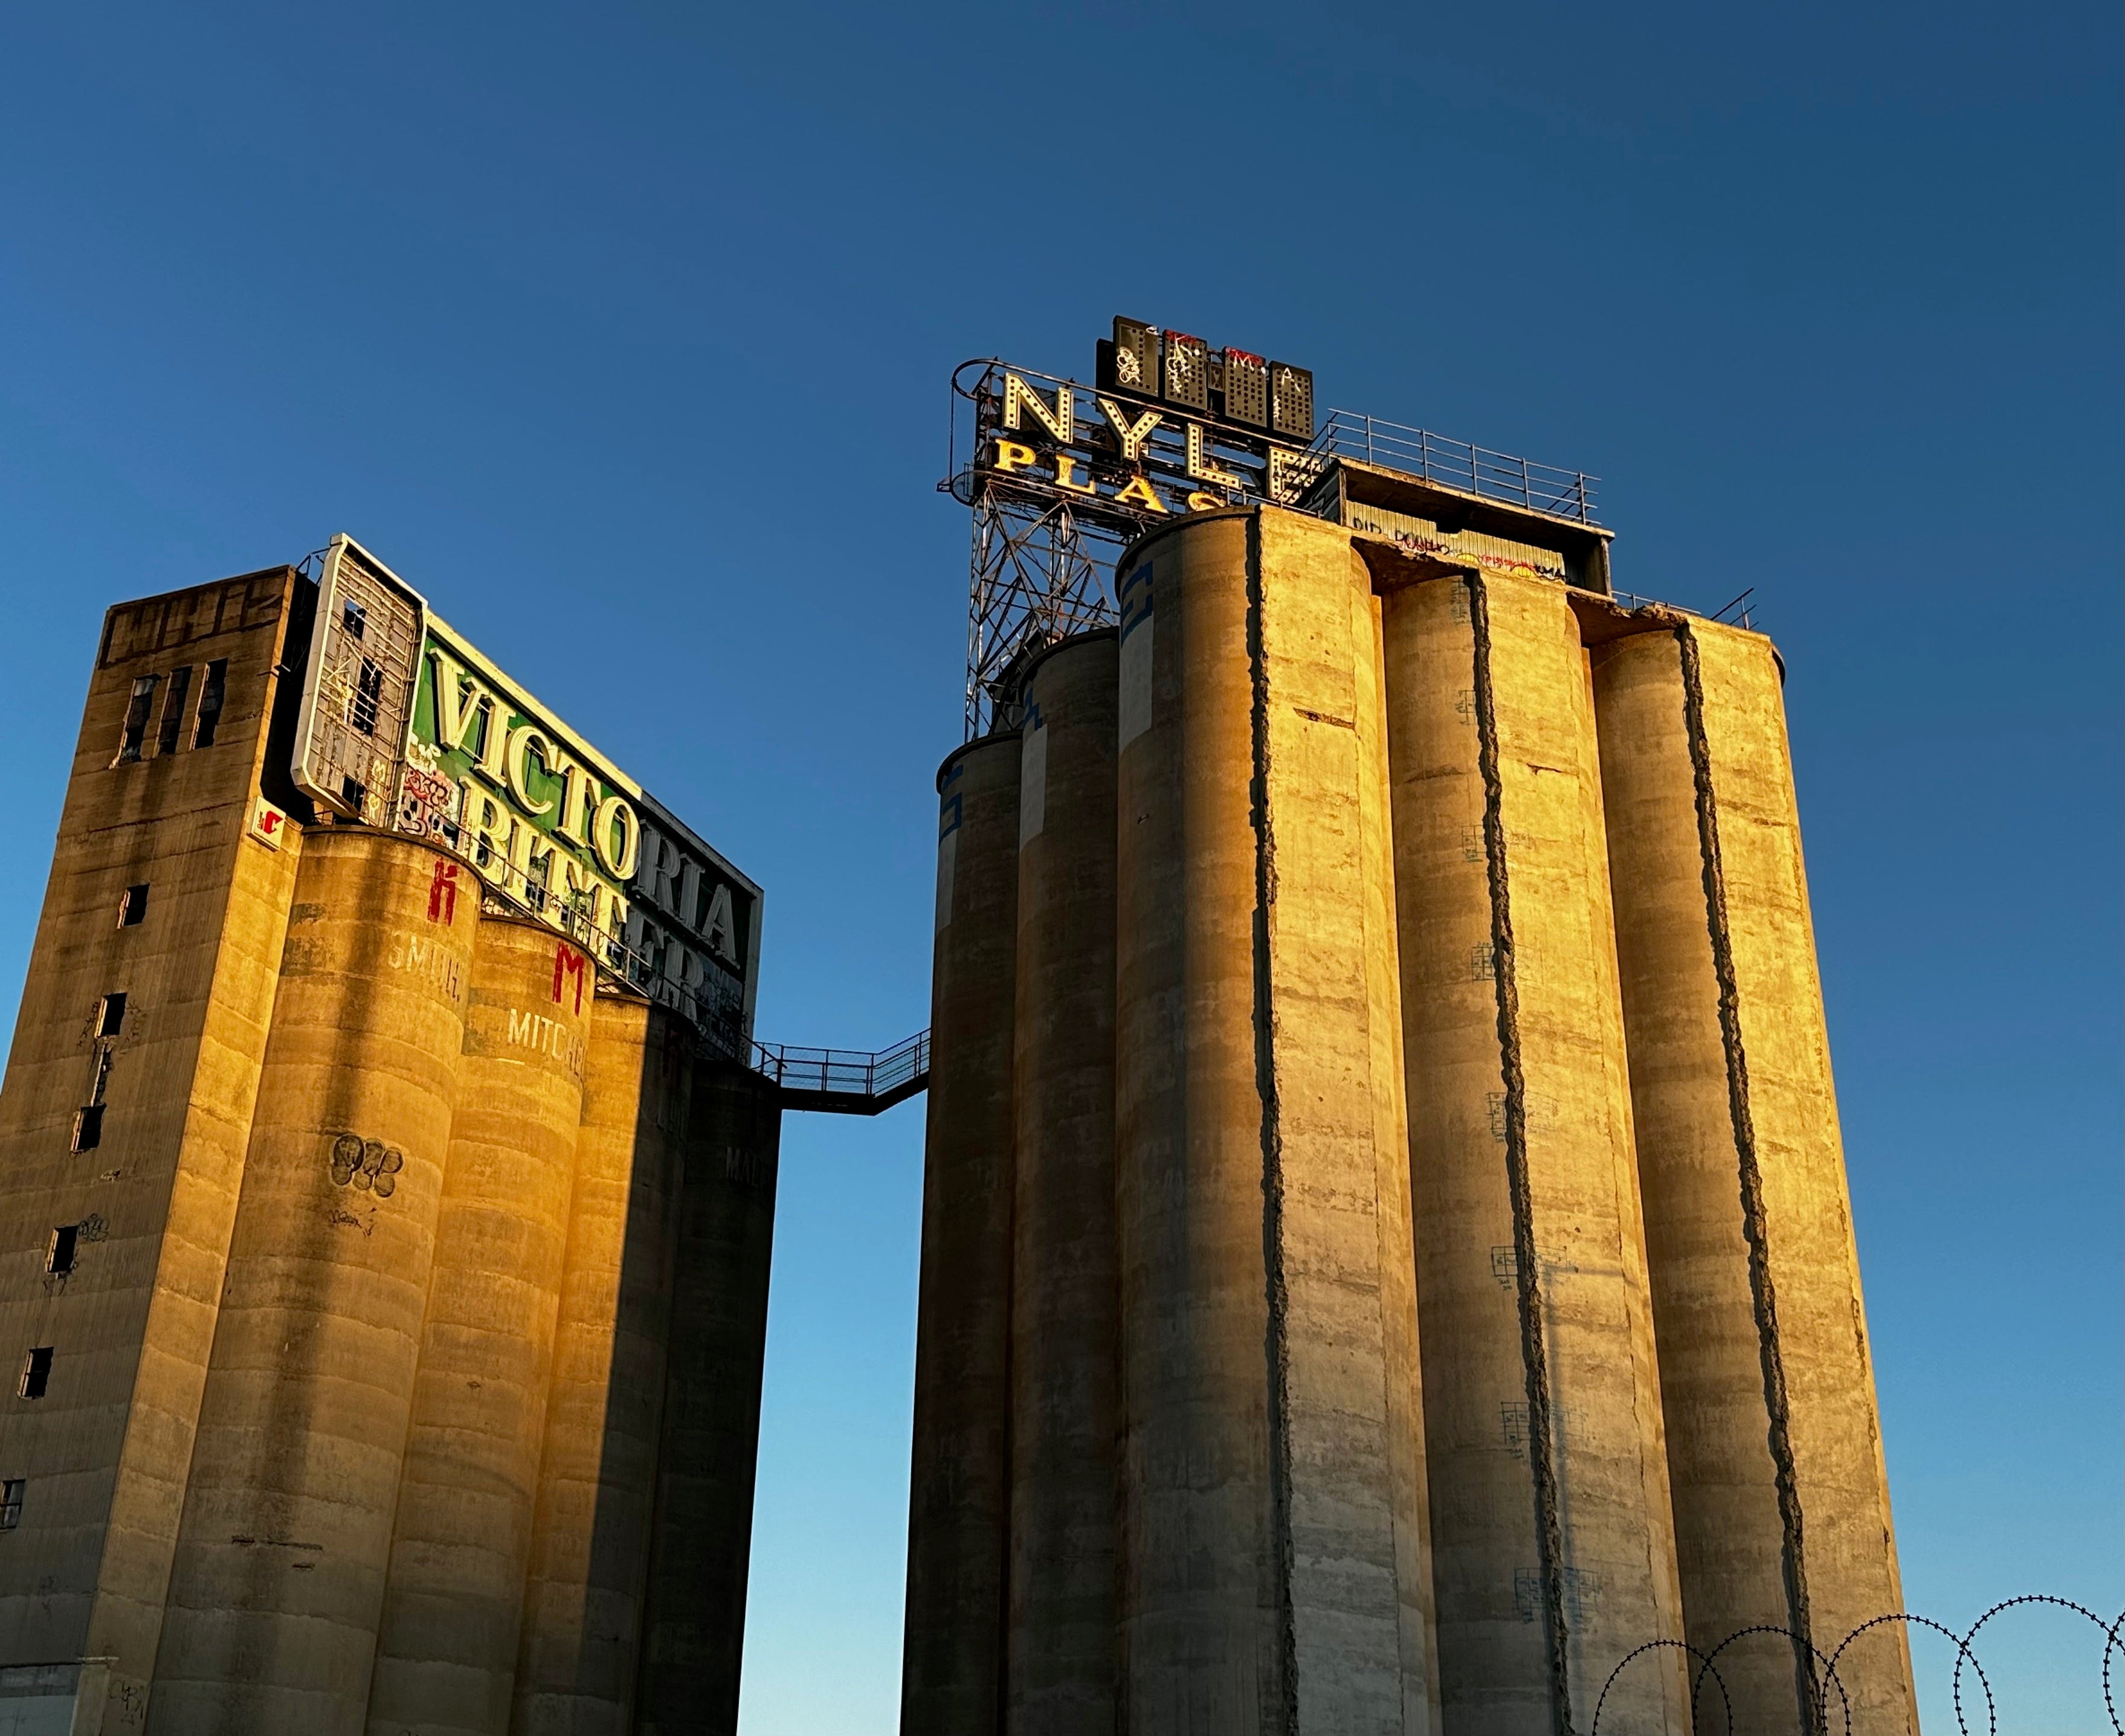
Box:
[2,2,2118,1728]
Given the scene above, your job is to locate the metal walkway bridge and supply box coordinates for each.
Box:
[752,1030,930,1116]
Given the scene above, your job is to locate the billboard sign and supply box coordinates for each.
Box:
[955,316,1325,530]
[289,535,759,1050]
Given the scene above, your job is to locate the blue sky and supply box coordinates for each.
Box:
[1,1,2118,1728]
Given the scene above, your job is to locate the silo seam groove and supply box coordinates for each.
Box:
[1674,623,1821,1735]
[1246,520,1298,1735]
[1466,571,1574,1736]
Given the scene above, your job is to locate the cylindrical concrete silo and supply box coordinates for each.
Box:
[900,731,1019,1736]
[1378,564,1688,1735]
[1008,631,1120,1736]
[512,994,691,1736]
[1591,619,1916,1736]
[152,828,479,1735]
[1114,507,1436,1734]
[366,913,592,1736]
[633,1053,781,1736]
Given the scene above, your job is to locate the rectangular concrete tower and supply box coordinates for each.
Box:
[0,564,781,1736]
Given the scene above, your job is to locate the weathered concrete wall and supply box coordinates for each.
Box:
[1111,508,1436,1733]
[153,829,479,1734]
[1593,622,1917,1736]
[1113,513,1278,1732]
[633,1057,779,1736]
[512,997,689,1736]
[0,568,782,1735]
[1254,511,1439,1735]
[1008,633,1120,1736]
[1378,564,1688,1736]
[899,734,1019,1736]
[0,570,305,1731]
[367,915,591,1736]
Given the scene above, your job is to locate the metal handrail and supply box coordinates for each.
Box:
[1312,410,1599,524]
[753,1030,930,1101]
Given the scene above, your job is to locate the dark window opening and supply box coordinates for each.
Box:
[118,884,149,928]
[341,599,367,640]
[71,1105,103,1153]
[88,1046,114,1107]
[19,1349,53,1401]
[340,774,366,811]
[0,1480,22,1528]
[351,658,384,736]
[156,666,193,755]
[117,675,158,763]
[47,1227,77,1276]
[95,994,126,1038]
[193,660,227,748]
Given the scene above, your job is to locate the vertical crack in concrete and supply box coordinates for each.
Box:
[1246,519,1297,1736]
[1675,624,1819,1735]
[1466,573,1574,1736]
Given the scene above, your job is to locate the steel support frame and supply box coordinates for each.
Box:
[964,480,1120,738]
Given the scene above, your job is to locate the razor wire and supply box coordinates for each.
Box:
[1585,1593,2125,1736]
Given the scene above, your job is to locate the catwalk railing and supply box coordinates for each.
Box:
[1312,409,1600,524]
[752,1030,930,1115]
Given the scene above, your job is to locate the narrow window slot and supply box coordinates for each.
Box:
[116,675,158,763]
[0,1480,23,1528]
[118,884,149,928]
[71,1105,103,1153]
[351,658,385,735]
[19,1349,53,1401]
[156,666,193,754]
[193,660,228,748]
[95,994,126,1038]
[88,1047,114,1106]
[47,1227,78,1276]
[342,599,367,640]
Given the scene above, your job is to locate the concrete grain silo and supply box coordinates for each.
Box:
[153,829,480,1734]
[0,552,792,1736]
[367,914,593,1736]
[896,321,1923,1736]
[633,1055,782,1736]
[1008,633,1121,1736]
[1376,563,1689,1735]
[1111,509,1436,1732]
[1591,620,1918,1736]
[514,995,690,1735]
[901,733,1020,1736]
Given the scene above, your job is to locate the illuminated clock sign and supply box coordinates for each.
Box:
[954,317,1327,529]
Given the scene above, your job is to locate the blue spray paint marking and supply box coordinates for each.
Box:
[1118,560,1154,643]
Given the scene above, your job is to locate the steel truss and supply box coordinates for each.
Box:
[963,480,1123,737]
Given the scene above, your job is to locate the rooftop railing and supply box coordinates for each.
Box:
[1313,411,1599,525]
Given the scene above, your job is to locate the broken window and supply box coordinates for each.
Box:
[117,675,158,763]
[193,660,227,748]
[156,666,193,755]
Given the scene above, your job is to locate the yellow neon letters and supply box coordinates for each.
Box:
[1112,474,1167,513]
